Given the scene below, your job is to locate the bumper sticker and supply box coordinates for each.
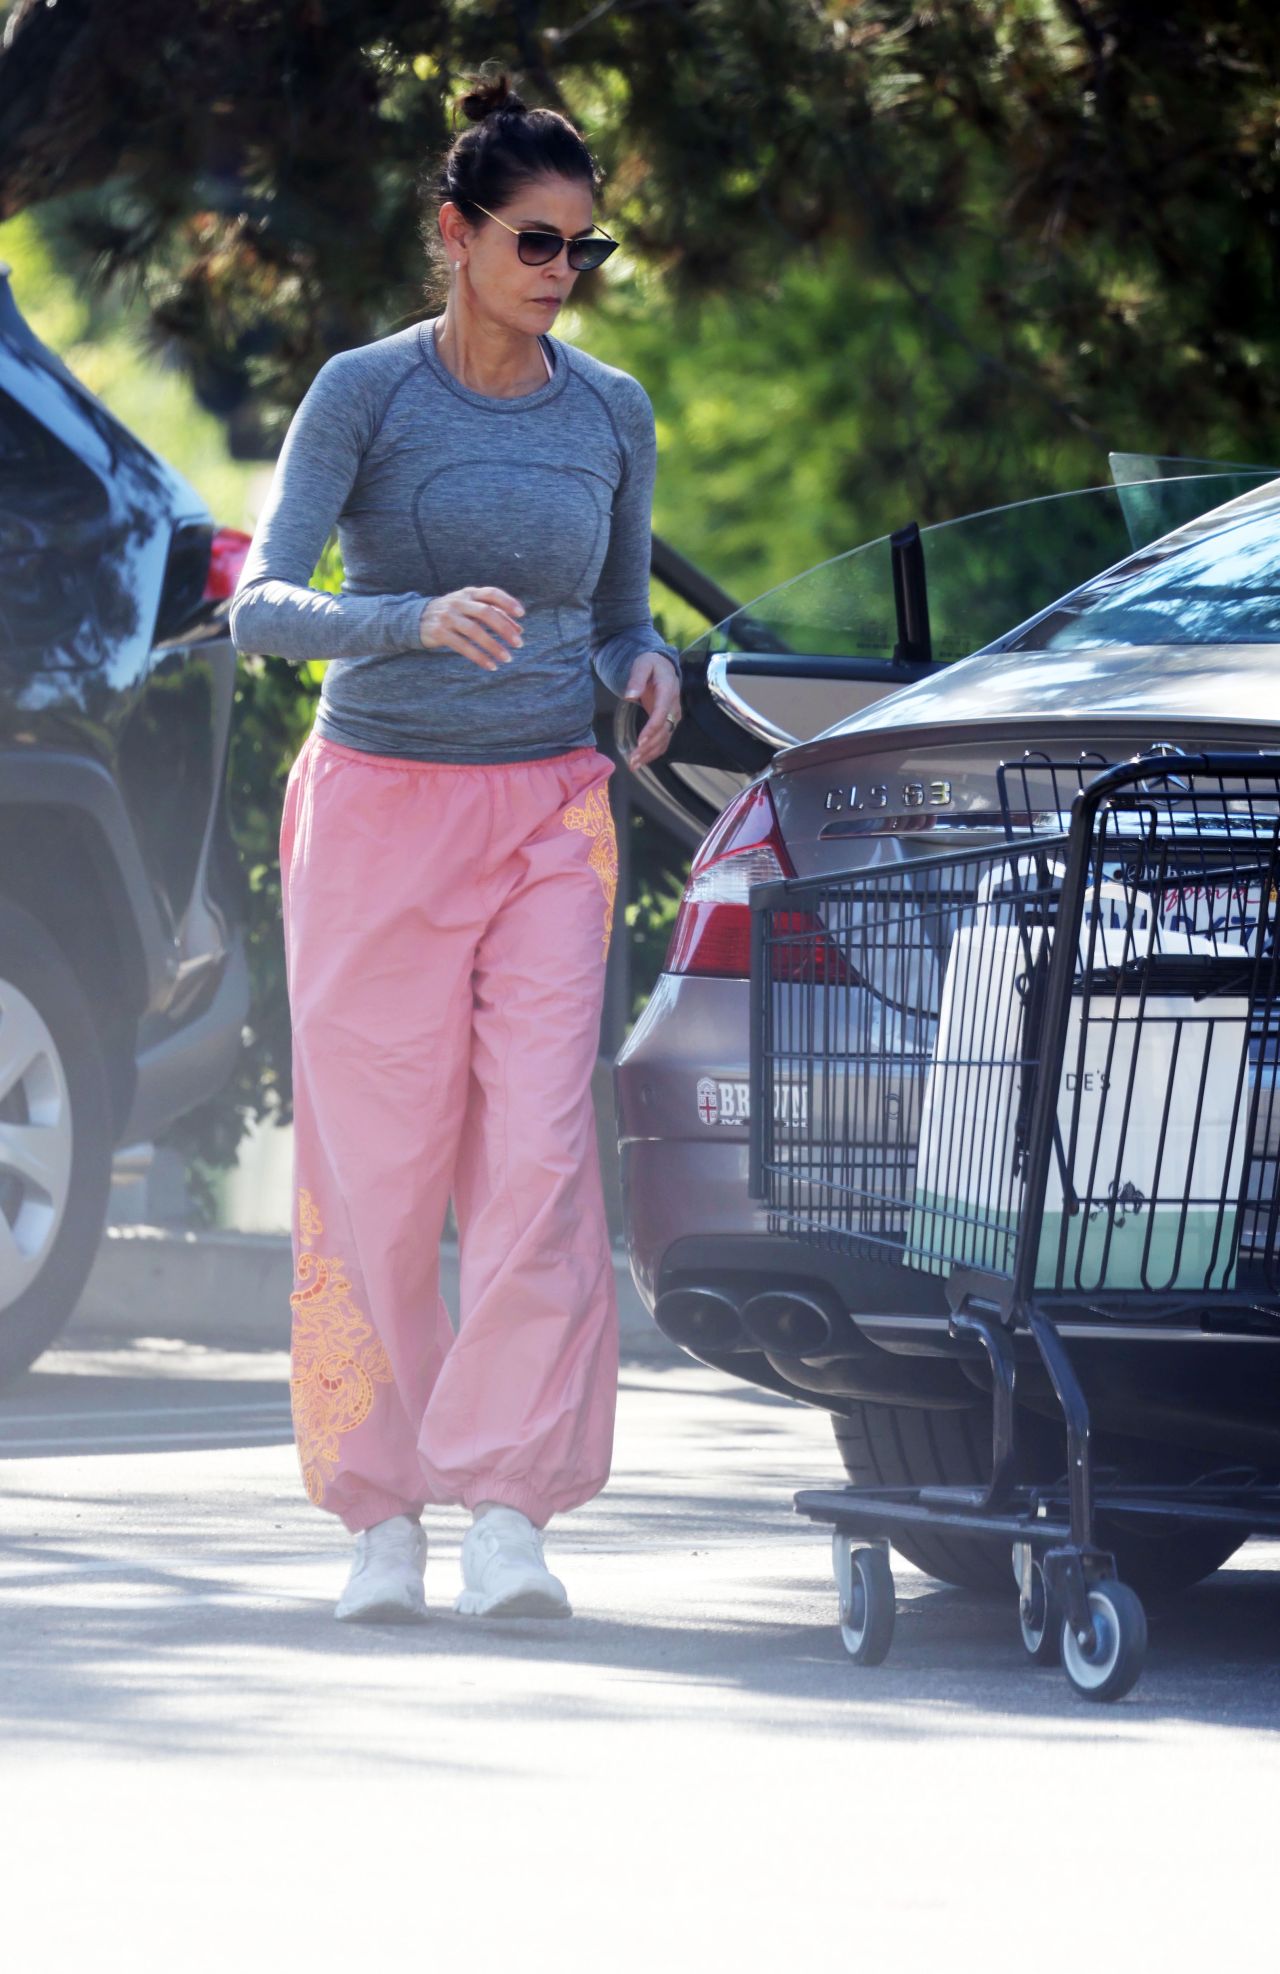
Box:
[695,1077,807,1126]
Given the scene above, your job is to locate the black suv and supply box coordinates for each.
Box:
[0,264,250,1384]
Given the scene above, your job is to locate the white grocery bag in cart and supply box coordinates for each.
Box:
[907,899,1252,1293]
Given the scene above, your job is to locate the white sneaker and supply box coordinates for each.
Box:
[334,1512,429,1623]
[454,1505,572,1619]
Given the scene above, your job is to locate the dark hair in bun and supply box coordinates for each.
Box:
[418,63,603,305]
[458,71,529,122]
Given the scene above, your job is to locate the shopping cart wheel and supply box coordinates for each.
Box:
[1016,1556,1062,1667]
[833,1535,895,1665]
[1060,1581,1147,1702]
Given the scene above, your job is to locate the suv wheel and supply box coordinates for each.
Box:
[0,901,113,1386]
[832,1402,1242,1597]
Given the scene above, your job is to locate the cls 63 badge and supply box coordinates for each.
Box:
[696,1076,807,1127]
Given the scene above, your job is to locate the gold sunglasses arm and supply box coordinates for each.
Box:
[467,201,615,248]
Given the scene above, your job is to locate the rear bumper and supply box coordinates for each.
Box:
[626,1195,1280,1457]
[615,970,953,1325]
[615,976,1280,1459]
[617,1136,764,1311]
[615,971,762,1307]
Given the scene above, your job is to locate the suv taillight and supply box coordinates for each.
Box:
[664,781,852,982]
[204,526,253,601]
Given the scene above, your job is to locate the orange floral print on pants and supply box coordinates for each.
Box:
[562,783,618,958]
[289,1187,393,1506]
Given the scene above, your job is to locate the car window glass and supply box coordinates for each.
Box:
[1000,505,1280,651]
[0,388,107,524]
[682,473,1278,667]
[0,405,24,461]
[0,388,111,653]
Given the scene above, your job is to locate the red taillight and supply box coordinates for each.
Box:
[204,526,253,602]
[664,781,852,982]
[769,908,853,984]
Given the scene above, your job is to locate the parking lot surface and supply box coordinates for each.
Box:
[3,1322,1278,1970]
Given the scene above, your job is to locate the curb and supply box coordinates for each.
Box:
[70,1225,677,1360]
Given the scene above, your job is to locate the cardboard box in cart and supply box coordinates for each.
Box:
[908,916,1252,1294]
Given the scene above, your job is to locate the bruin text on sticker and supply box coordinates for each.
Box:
[695,1077,807,1126]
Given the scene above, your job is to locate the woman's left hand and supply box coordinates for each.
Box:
[622,653,682,771]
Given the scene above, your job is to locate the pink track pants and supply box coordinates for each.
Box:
[278,730,620,1534]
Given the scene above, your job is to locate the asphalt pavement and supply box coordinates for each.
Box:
[3,1303,1279,1970]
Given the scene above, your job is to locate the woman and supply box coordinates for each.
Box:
[228,66,682,1624]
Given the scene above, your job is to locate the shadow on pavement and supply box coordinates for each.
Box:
[3,1343,1280,1757]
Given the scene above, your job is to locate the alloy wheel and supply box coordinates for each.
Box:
[0,975,74,1310]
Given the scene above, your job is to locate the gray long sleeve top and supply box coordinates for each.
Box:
[227,314,681,762]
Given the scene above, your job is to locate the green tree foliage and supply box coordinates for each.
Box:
[0,3,1276,471]
[3,0,1276,550]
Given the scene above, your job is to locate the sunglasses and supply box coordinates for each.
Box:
[467,201,619,272]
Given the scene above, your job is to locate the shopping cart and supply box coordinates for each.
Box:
[748,752,1280,1700]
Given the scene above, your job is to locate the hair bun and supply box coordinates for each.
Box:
[459,70,528,123]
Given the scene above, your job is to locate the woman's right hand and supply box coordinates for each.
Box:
[418,587,526,672]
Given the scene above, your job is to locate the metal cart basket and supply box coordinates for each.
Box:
[748,752,1280,1699]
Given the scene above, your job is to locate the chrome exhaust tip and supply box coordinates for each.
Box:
[653,1285,745,1352]
[741,1286,849,1356]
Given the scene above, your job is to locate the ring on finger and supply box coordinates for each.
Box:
[664,711,679,730]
